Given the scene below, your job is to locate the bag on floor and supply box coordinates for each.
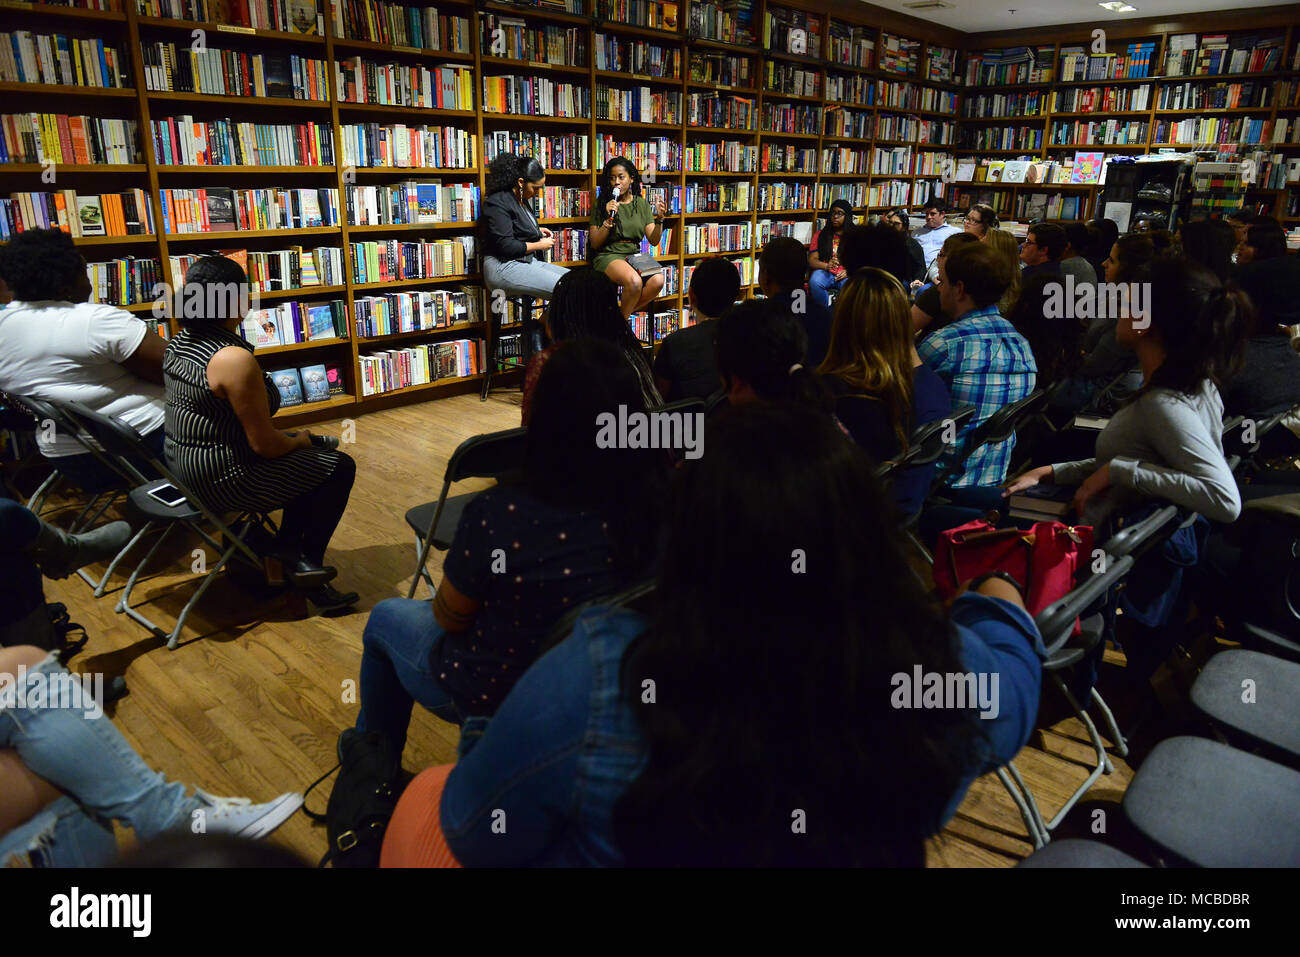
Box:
[303,731,403,868]
[933,519,1094,628]
[0,601,88,661]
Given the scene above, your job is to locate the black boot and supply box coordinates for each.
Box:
[28,519,132,579]
[306,583,359,613]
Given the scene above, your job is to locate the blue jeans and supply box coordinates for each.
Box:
[809,269,845,310]
[0,652,197,867]
[355,598,470,756]
[483,256,568,301]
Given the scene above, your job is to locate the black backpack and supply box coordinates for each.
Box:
[0,601,88,661]
[303,731,404,868]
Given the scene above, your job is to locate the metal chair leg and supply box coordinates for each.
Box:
[997,764,1048,849]
[92,521,153,598]
[1091,687,1129,759]
[407,531,436,600]
[1043,673,1113,831]
[115,523,176,638]
[167,538,241,650]
[27,471,63,516]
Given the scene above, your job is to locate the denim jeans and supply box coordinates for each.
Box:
[0,653,197,867]
[809,269,845,310]
[483,256,569,301]
[355,598,467,756]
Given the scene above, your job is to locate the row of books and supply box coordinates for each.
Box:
[0,32,127,88]
[332,2,470,51]
[685,141,756,173]
[761,103,820,136]
[1016,191,1088,221]
[151,118,333,167]
[544,228,587,262]
[1050,120,1148,145]
[138,0,325,34]
[1237,150,1300,189]
[1164,34,1283,78]
[141,44,328,100]
[596,0,678,31]
[757,218,814,245]
[485,131,588,172]
[689,1,753,46]
[879,34,921,76]
[762,144,817,173]
[914,152,955,177]
[352,287,482,337]
[928,47,958,84]
[952,154,1104,185]
[876,82,958,114]
[629,308,685,345]
[86,256,163,308]
[827,22,874,70]
[1157,81,1272,111]
[686,94,754,130]
[763,8,822,57]
[962,92,1044,119]
[339,122,475,170]
[683,254,752,288]
[870,146,912,176]
[171,245,345,292]
[481,76,589,118]
[595,37,681,79]
[270,364,347,408]
[359,339,482,396]
[764,62,820,99]
[344,181,478,226]
[240,298,347,348]
[480,16,586,67]
[819,146,870,174]
[596,137,680,174]
[534,186,589,219]
[160,186,339,233]
[337,60,473,110]
[1058,43,1158,81]
[1,113,139,165]
[867,180,911,207]
[679,182,751,213]
[594,87,681,125]
[1154,117,1276,147]
[1050,86,1151,114]
[687,52,749,88]
[959,126,1044,151]
[816,182,865,208]
[964,46,1055,87]
[824,73,873,105]
[349,236,476,283]
[0,189,153,238]
[823,107,872,139]
[755,182,815,211]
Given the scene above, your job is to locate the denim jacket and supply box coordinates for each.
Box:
[441,594,1043,866]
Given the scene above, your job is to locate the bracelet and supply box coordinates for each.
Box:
[969,570,1023,594]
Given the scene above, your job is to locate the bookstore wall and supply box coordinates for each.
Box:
[1,0,1298,418]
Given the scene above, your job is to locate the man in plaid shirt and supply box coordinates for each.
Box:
[918,243,1037,492]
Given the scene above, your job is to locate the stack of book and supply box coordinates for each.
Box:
[1,114,140,165]
[0,189,154,238]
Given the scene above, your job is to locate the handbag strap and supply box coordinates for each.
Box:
[300,762,340,823]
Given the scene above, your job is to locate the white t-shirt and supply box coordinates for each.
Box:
[0,300,166,457]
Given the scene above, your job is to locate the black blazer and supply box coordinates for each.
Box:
[480,191,542,261]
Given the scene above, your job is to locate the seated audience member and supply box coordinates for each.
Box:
[819,268,952,517]
[918,243,1037,499]
[1226,208,1258,252]
[1,645,301,867]
[1019,222,1066,280]
[962,203,998,240]
[882,208,927,284]
[1070,234,1158,408]
[163,256,358,611]
[1219,268,1300,457]
[1059,221,1098,288]
[0,228,166,486]
[838,221,915,289]
[808,199,854,308]
[757,237,833,368]
[914,199,961,274]
[437,402,1043,866]
[1008,274,1084,404]
[1235,225,1300,334]
[1145,228,1178,256]
[653,257,740,402]
[714,299,830,413]
[1235,217,1288,267]
[523,266,661,423]
[1086,218,1120,280]
[1005,257,1243,528]
[985,228,1024,316]
[346,340,663,758]
[912,232,980,334]
[1178,218,1237,282]
[0,499,130,645]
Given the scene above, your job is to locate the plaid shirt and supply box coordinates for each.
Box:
[918,305,1037,488]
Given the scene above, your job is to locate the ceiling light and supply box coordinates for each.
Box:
[1098,2,1138,11]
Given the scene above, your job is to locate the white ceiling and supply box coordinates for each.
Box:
[864,0,1297,36]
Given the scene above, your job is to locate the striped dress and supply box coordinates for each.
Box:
[163,324,341,512]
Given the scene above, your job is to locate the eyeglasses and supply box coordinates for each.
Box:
[1021,239,1039,247]
[964,215,982,224]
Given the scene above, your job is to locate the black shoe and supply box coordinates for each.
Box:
[306,583,358,613]
[285,559,338,589]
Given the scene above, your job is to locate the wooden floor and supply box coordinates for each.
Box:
[29,389,1138,867]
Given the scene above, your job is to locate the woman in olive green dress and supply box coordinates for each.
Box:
[588,156,667,319]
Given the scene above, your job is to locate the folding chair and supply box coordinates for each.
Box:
[59,402,269,649]
[1016,838,1147,868]
[873,405,977,483]
[929,389,1048,495]
[405,426,529,599]
[1190,649,1300,770]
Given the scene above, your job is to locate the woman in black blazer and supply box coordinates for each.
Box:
[480,153,569,301]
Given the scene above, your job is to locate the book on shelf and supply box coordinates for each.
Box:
[331,0,470,51]
[161,187,340,233]
[137,0,325,33]
[1,114,140,166]
[0,31,128,88]
[0,189,154,239]
[271,368,305,407]
[299,363,330,402]
[86,256,164,308]
[325,363,346,396]
[141,43,328,100]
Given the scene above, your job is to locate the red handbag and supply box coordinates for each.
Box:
[932,519,1094,624]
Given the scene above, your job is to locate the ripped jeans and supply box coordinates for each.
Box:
[0,653,198,867]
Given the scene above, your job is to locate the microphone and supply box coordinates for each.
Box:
[611,186,621,200]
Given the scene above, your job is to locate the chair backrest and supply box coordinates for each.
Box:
[444,426,529,485]
[968,388,1047,450]
[875,405,976,482]
[538,576,657,653]
[58,401,158,486]
[1034,553,1134,655]
[10,393,139,483]
[1098,504,1180,562]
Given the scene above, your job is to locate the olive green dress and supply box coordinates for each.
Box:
[589,194,655,274]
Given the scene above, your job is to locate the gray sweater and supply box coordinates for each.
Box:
[1052,378,1242,525]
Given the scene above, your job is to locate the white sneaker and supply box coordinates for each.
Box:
[193,790,304,840]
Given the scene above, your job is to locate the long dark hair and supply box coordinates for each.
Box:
[816,199,854,259]
[595,156,641,211]
[1135,257,1248,398]
[1009,273,1083,385]
[525,338,663,567]
[485,151,544,196]
[1179,219,1236,281]
[1108,234,1156,283]
[546,266,661,407]
[716,298,828,410]
[613,402,982,866]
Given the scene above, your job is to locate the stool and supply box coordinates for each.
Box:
[481,290,547,402]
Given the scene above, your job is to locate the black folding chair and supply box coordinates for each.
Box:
[1191,649,1300,771]
[873,405,977,484]
[60,402,269,649]
[931,389,1047,494]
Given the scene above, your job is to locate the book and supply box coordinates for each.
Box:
[1070,413,1111,431]
[242,310,284,348]
[206,188,237,232]
[1002,160,1030,183]
[76,196,106,236]
[287,0,319,35]
[298,363,330,402]
[272,369,305,407]
[306,303,337,340]
[1071,151,1105,184]
[1006,483,1075,519]
[324,362,346,396]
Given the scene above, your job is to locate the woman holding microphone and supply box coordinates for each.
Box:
[588,157,667,319]
[480,153,568,300]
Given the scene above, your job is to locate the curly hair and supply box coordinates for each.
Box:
[1,227,87,301]
[595,156,642,211]
[485,152,545,195]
